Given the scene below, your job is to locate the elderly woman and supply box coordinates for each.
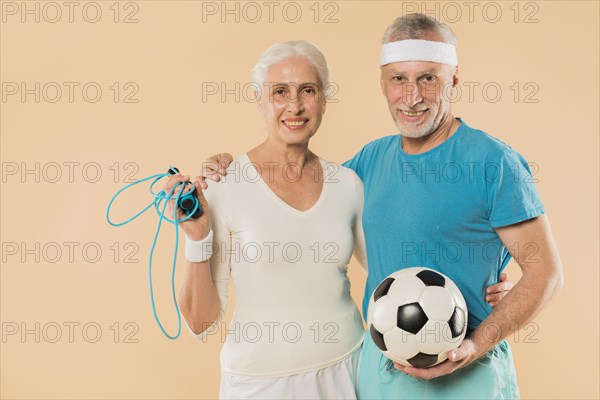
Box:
[165,41,509,399]
[167,41,366,399]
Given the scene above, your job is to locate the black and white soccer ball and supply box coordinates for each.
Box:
[367,267,468,368]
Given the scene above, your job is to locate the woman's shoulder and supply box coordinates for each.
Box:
[318,157,363,206]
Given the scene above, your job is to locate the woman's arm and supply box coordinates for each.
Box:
[164,173,231,339]
[351,171,368,274]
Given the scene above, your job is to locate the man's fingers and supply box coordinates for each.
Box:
[202,154,232,180]
[395,362,434,379]
[403,366,436,380]
[201,162,218,177]
[204,173,221,182]
[217,153,233,163]
[393,362,406,372]
[216,153,233,174]
[448,348,464,362]
[202,160,228,175]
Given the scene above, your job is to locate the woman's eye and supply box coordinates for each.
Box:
[303,87,316,94]
[274,88,285,95]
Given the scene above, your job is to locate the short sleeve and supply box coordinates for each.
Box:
[485,150,545,228]
[342,147,366,180]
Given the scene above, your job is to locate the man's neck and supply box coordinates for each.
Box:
[401,116,460,155]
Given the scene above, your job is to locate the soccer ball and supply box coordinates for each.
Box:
[367,267,468,368]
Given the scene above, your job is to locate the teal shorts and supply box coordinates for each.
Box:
[357,333,520,399]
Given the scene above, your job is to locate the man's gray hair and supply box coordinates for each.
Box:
[382,13,458,46]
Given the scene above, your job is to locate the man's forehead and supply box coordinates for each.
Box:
[268,81,319,87]
[382,61,446,75]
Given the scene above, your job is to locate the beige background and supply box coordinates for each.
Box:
[1,1,598,399]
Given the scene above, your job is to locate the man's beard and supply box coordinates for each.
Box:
[394,115,437,138]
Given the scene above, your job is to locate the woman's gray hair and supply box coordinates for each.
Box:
[251,40,331,96]
[382,13,458,46]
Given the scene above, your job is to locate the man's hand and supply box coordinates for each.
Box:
[201,153,233,188]
[486,272,513,307]
[392,274,515,378]
[395,215,563,379]
[394,338,481,380]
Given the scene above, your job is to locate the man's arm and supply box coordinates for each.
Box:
[396,214,564,379]
[202,152,358,186]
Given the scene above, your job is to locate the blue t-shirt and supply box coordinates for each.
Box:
[343,119,545,330]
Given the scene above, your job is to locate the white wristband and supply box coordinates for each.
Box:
[185,229,214,262]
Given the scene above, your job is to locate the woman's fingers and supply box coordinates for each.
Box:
[164,174,192,218]
[164,174,189,194]
[191,179,209,217]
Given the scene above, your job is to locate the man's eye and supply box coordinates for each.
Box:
[274,88,286,95]
[392,76,403,82]
[424,75,436,82]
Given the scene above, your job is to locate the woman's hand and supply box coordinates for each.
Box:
[163,173,210,240]
[486,272,513,307]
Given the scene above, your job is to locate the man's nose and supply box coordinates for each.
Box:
[403,83,423,108]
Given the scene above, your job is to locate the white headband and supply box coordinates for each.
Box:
[380,39,458,67]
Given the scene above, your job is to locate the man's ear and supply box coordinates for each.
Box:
[380,68,386,96]
[453,66,459,87]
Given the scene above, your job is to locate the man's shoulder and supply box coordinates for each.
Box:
[355,134,399,158]
[364,133,399,149]
[458,122,533,174]
[459,122,520,157]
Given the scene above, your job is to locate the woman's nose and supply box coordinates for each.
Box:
[286,89,304,113]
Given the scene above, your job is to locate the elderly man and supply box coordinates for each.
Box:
[342,13,563,399]
[204,13,563,399]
